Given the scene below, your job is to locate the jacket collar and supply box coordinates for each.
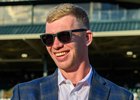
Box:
[40,70,58,100]
[39,69,110,100]
[88,69,110,100]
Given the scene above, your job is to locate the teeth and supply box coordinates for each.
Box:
[55,52,66,57]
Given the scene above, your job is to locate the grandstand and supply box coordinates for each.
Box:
[0,0,140,99]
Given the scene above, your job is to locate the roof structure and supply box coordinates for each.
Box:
[0,20,140,89]
[0,20,140,34]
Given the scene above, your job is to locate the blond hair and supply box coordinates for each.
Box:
[46,3,89,29]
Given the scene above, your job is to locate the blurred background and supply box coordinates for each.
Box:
[0,0,140,99]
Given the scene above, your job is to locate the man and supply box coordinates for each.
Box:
[11,3,133,100]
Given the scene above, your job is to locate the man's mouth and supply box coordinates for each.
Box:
[53,51,69,62]
[55,52,65,57]
[55,52,67,57]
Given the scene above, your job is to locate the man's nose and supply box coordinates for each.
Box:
[52,37,64,49]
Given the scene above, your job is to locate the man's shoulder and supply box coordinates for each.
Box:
[11,72,58,100]
[16,71,57,90]
[102,76,133,99]
[104,78,130,93]
[92,70,133,99]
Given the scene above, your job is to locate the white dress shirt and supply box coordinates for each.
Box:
[58,67,93,100]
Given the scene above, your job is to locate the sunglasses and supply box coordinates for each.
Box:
[40,28,87,46]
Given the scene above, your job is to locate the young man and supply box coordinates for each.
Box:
[11,3,133,100]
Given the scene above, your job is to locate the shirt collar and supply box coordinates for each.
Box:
[58,69,66,85]
[79,66,93,85]
[58,65,93,86]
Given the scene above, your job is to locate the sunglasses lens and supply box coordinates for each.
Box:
[58,31,71,43]
[41,34,54,46]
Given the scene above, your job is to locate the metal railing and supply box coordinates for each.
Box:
[92,9,140,22]
[0,3,140,25]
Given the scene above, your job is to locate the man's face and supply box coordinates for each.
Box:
[45,15,90,72]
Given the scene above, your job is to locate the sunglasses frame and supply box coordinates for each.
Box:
[40,28,87,46]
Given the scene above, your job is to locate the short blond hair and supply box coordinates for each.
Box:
[46,3,90,29]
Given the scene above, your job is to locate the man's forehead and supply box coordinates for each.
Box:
[45,16,79,32]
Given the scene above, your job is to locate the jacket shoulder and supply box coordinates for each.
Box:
[11,72,57,100]
[18,72,56,89]
[92,70,133,100]
[103,77,133,99]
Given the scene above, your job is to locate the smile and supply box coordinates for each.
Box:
[55,52,67,57]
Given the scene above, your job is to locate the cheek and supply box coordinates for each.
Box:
[76,39,87,55]
[71,42,82,56]
[77,37,87,48]
[69,35,87,55]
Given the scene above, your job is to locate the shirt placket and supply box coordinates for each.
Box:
[70,82,85,100]
[65,80,79,100]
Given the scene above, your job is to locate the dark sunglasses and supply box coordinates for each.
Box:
[40,28,87,46]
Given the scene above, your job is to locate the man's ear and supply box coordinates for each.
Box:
[86,30,93,46]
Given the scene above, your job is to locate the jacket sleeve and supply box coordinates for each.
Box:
[11,85,20,100]
[129,93,134,100]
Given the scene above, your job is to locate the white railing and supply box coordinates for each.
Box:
[0,3,140,25]
[92,9,140,21]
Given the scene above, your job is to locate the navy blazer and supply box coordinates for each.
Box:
[11,69,133,100]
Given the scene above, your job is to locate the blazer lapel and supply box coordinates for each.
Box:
[39,68,110,100]
[88,70,110,100]
[40,70,58,100]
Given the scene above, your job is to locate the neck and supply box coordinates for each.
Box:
[59,63,91,85]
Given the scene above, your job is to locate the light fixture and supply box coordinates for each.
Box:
[134,70,138,74]
[132,54,137,58]
[21,53,28,58]
[126,51,137,59]
[126,51,133,56]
